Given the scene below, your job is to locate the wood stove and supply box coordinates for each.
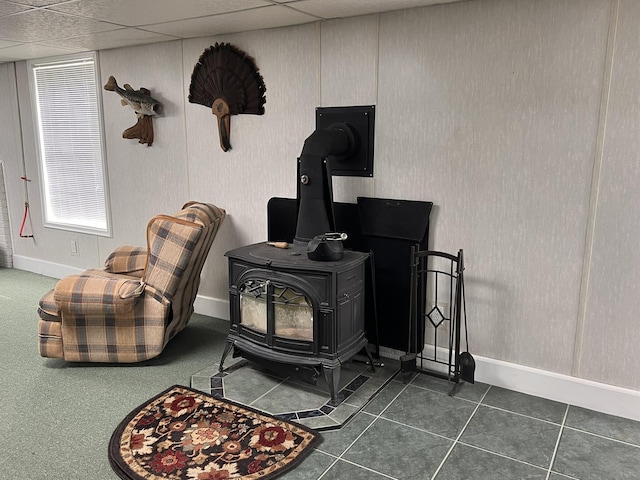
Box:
[219,242,370,403]
[220,107,377,403]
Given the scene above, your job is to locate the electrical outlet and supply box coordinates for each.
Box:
[70,240,79,256]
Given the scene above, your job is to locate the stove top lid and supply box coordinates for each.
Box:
[225,242,368,271]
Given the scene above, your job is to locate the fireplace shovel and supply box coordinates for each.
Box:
[458,273,475,384]
[459,352,475,384]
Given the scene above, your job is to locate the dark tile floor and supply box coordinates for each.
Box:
[194,358,640,480]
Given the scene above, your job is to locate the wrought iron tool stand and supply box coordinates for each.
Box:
[404,247,472,395]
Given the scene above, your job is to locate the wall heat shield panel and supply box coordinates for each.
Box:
[316,105,375,177]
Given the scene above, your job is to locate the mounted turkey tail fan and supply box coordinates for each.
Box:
[188,43,266,152]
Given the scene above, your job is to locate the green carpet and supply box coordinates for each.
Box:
[0,267,232,479]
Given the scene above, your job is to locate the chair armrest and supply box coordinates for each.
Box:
[104,246,147,277]
[54,274,144,316]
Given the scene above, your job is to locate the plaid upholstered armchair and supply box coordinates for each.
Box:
[37,201,225,363]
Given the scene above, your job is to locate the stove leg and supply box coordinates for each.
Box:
[219,340,233,372]
[364,347,377,372]
[323,365,341,406]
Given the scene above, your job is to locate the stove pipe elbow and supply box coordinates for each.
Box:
[300,122,354,158]
[294,123,357,246]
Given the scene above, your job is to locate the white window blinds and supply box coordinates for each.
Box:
[29,53,110,235]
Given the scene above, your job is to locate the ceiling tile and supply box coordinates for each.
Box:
[0,39,19,48]
[0,42,81,62]
[49,0,271,27]
[10,0,67,6]
[0,1,31,17]
[45,27,178,51]
[143,5,319,38]
[0,0,464,63]
[289,0,451,18]
[0,9,119,43]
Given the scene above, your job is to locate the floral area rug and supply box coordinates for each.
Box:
[108,385,321,479]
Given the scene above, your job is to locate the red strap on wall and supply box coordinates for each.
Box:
[19,201,33,238]
[19,176,34,238]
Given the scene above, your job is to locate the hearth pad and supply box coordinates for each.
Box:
[191,356,399,431]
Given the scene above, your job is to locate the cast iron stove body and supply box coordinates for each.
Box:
[219,242,369,403]
[220,107,376,403]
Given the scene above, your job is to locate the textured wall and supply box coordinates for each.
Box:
[0,64,22,268]
[182,24,321,298]
[376,0,610,374]
[320,15,378,203]
[97,40,190,258]
[1,0,638,389]
[0,64,17,268]
[0,163,13,268]
[578,0,640,389]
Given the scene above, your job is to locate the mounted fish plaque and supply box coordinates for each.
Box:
[104,76,161,146]
[188,43,266,152]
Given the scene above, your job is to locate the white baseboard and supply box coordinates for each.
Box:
[193,294,230,321]
[476,355,640,422]
[13,254,84,278]
[13,256,640,422]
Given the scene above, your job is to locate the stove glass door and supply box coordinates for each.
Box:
[272,284,313,341]
[239,280,314,343]
[239,280,267,334]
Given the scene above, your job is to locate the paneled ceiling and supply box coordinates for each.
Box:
[0,0,460,63]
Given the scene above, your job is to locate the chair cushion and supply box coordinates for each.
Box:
[38,290,63,358]
[54,274,142,316]
[176,202,225,227]
[104,246,147,276]
[38,289,59,322]
[143,216,202,297]
[38,319,63,358]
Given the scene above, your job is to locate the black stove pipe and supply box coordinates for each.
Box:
[294,123,356,246]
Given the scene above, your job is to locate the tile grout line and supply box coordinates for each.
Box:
[359,410,457,441]
[316,380,413,480]
[407,378,482,406]
[562,424,640,449]
[327,457,399,479]
[246,376,291,408]
[477,402,567,426]
[545,404,569,480]
[429,385,492,480]
[409,379,570,427]
[453,439,557,474]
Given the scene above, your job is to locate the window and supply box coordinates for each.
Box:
[28,52,110,235]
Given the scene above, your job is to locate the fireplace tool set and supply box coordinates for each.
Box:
[402,247,475,394]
